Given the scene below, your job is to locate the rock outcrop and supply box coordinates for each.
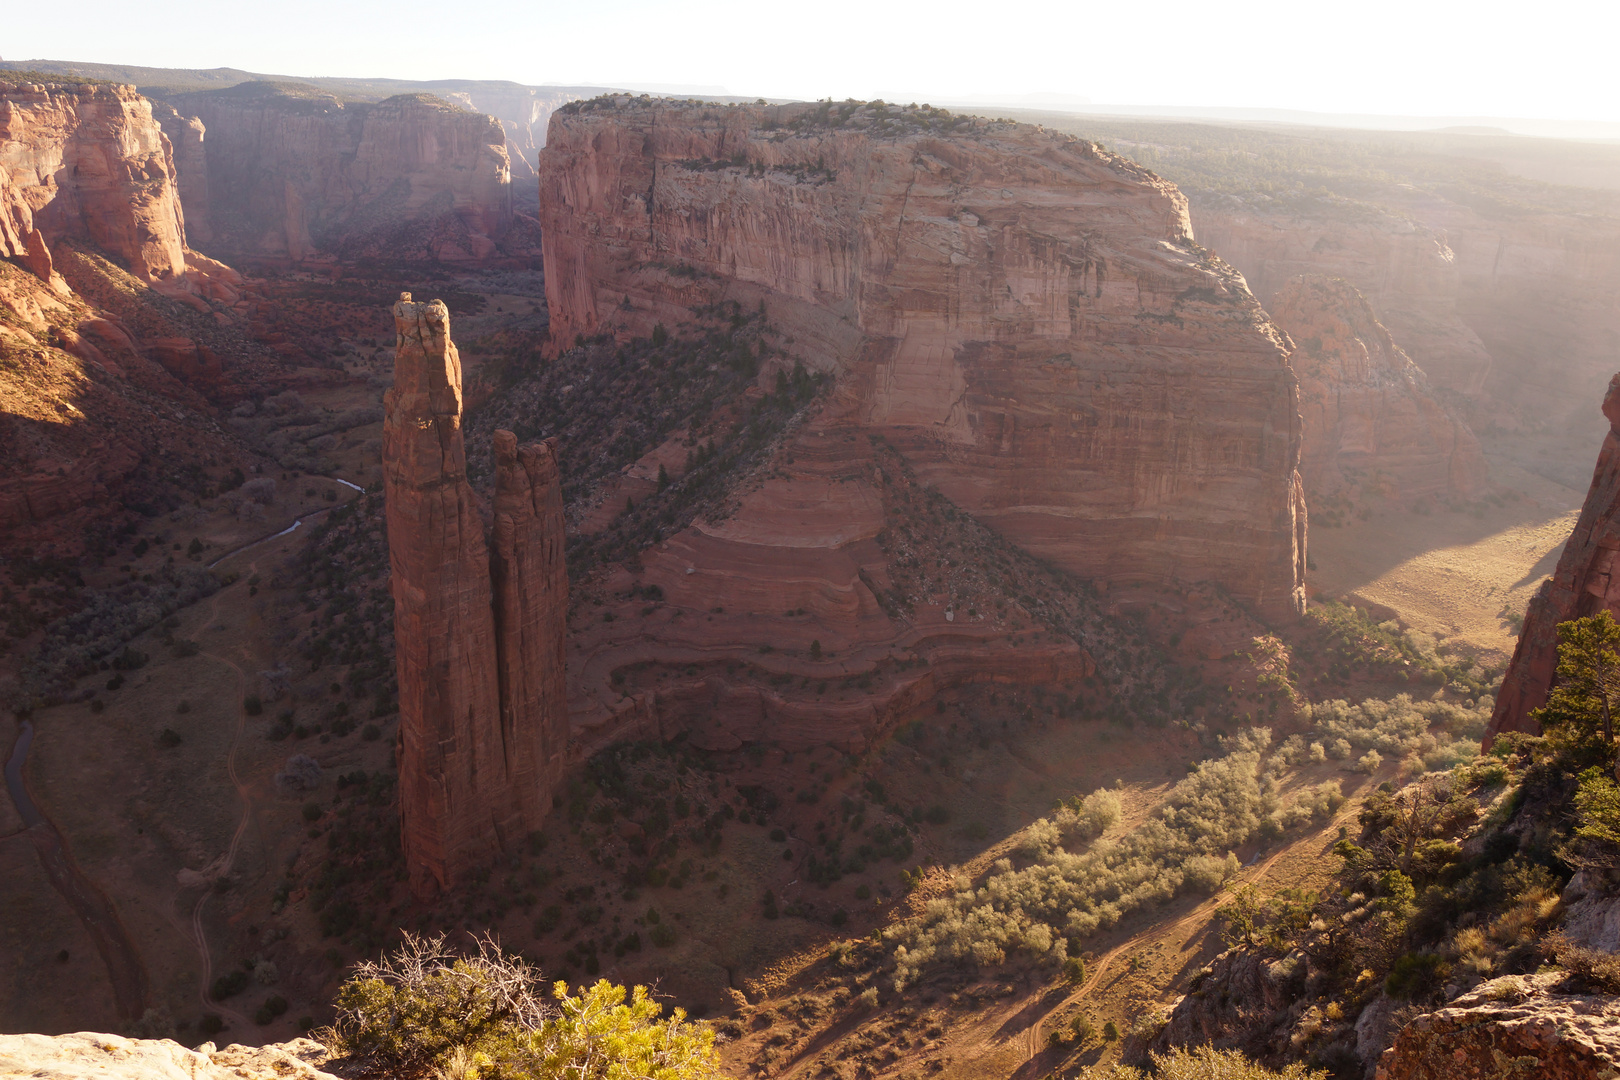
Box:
[538,98,1306,622]
[384,294,565,896]
[1488,373,1620,743]
[1268,275,1486,502]
[0,79,188,281]
[164,83,530,263]
[0,1033,337,1080]
[1376,973,1620,1080]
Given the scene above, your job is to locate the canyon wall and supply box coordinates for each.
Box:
[1487,372,1620,744]
[435,84,583,208]
[1267,275,1485,502]
[166,84,526,263]
[0,79,187,281]
[150,102,210,246]
[538,99,1307,622]
[1194,198,1620,434]
[383,295,565,896]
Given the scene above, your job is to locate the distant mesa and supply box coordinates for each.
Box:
[537,97,1307,622]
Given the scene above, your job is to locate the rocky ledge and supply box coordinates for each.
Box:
[0,1033,336,1080]
[1376,973,1620,1079]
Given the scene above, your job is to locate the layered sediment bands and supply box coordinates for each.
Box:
[1268,275,1486,502]
[1487,373,1620,744]
[384,296,566,895]
[538,99,1306,621]
[0,80,187,280]
[567,424,1097,751]
[168,84,519,262]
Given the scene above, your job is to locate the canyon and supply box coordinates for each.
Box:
[384,294,566,896]
[6,71,1620,1080]
[159,83,536,264]
[538,98,1307,624]
[0,60,598,213]
[1194,195,1620,438]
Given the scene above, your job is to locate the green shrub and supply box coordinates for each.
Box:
[328,933,717,1080]
[244,694,263,716]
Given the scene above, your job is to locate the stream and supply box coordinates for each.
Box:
[4,721,149,1020]
[206,477,365,569]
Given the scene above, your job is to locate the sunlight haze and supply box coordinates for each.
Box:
[7,0,1615,122]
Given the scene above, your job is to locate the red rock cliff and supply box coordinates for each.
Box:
[169,84,520,263]
[0,79,187,281]
[538,98,1307,622]
[1487,373,1620,744]
[1268,275,1486,502]
[384,294,567,896]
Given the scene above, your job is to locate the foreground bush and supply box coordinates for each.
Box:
[328,933,718,1080]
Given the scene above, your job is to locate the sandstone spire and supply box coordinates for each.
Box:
[383,292,567,897]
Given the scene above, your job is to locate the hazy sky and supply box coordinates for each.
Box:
[8,0,1616,121]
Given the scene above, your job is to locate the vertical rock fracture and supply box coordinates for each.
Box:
[382,293,566,897]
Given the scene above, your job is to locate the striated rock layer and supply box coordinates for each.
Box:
[384,295,565,896]
[1376,973,1620,1080]
[1488,373,1620,744]
[538,99,1306,622]
[1268,275,1486,502]
[167,83,528,263]
[0,79,187,281]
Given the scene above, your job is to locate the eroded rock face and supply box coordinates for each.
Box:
[151,102,209,246]
[538,99,1306,622]
[384,294,566,896]
[0,80,188,280]
[1376,973,1620,1080]
[1488,373,1620,743]
[168,84,519,262]
[1268,275,1486,502]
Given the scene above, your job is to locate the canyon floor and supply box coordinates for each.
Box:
[1308,455,1585,662]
